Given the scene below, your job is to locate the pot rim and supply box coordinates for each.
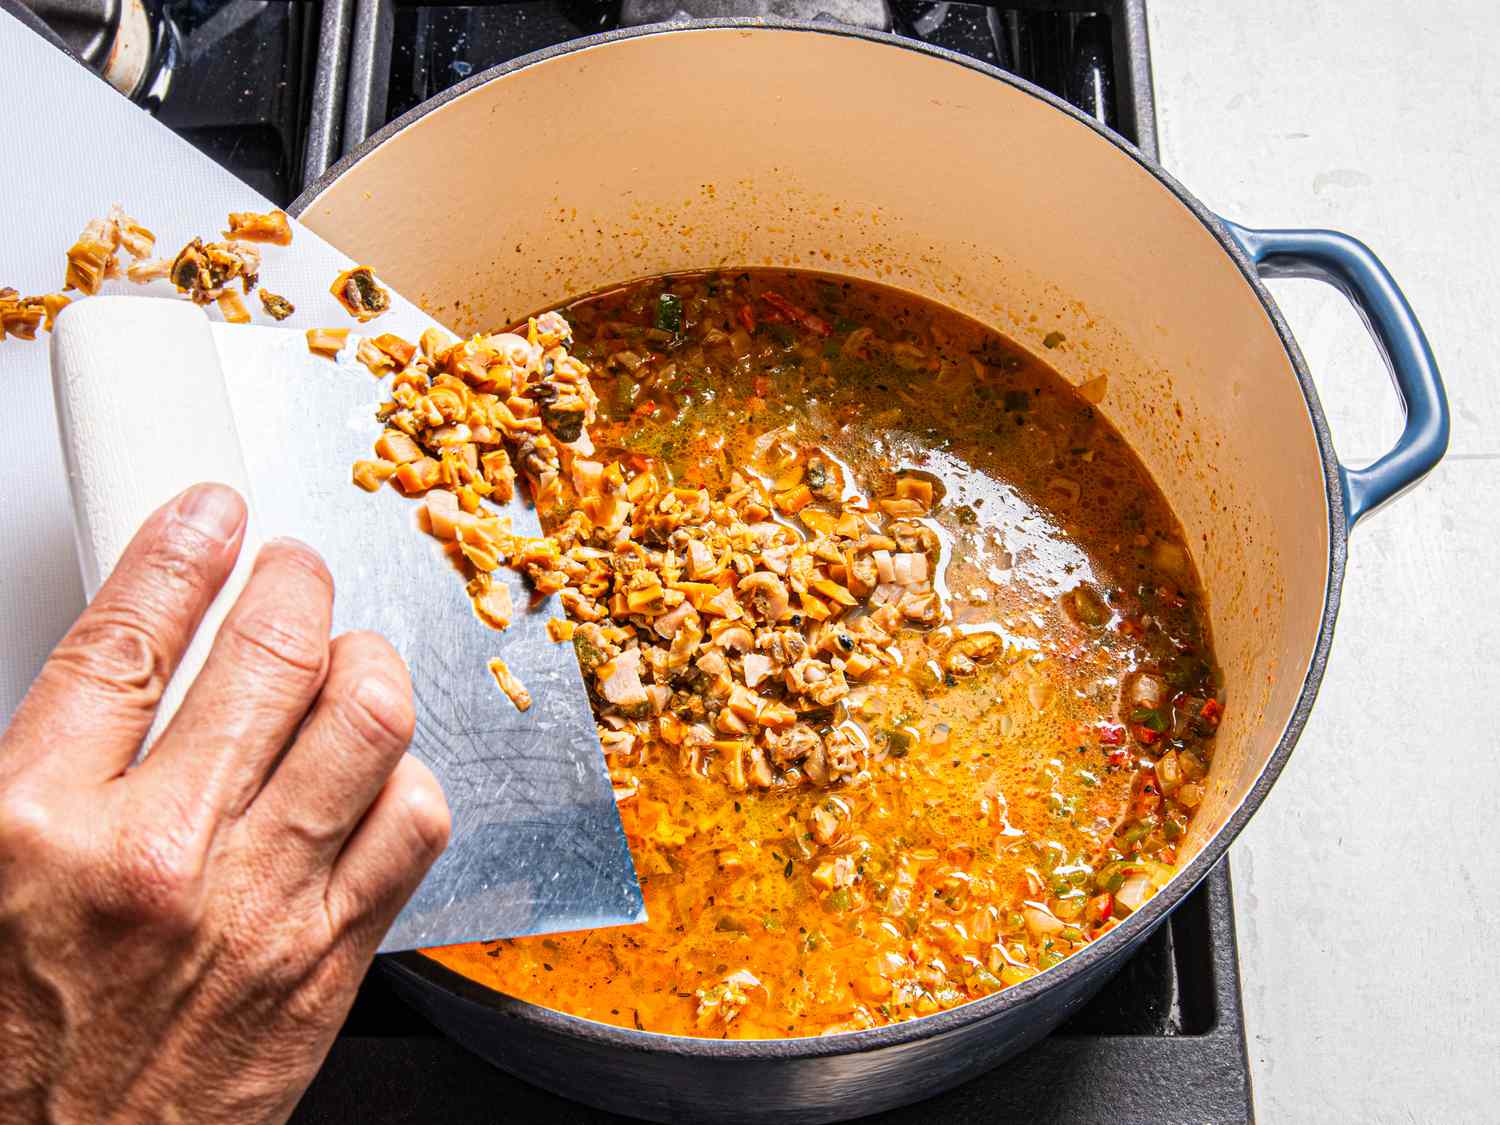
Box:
[295,17,1348,1061]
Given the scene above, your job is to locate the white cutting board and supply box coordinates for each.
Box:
[0,6,440,713]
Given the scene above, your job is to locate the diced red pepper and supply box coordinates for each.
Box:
[1132,724,1162,746]
[1200,698,1223,726]
[1132,778,1162,818]
[737,303,756,333]
[1097,723,1126,746]
[1105,746,1131,768]
[1086,892,1114,924]
[761,291,832,337]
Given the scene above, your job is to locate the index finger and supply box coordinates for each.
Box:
[1,483,246,784]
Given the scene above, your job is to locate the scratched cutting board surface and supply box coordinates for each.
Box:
[0,8,643,950]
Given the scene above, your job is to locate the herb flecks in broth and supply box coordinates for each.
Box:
[422,271,1222,1039]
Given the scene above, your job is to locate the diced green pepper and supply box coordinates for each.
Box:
[1131,707,1169,733]
[973,967,1006,993]
[654,292,683,334]
[884,728,915,757]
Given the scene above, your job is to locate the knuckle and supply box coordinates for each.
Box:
[280,949,359,1028]
[103,821,207,932]
[226,607,328,684]
[142,520,222,595]
[396,770,451,860]
[338,672,414,754]
[0,787,57,859]
[338,629,403,670]
[48,614,168,710]
[279,808,352,855]
[263,538,334,593]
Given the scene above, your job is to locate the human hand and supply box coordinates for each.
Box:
[0,483,450,1123]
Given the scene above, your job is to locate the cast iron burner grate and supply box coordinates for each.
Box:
[17,1,1251,1120]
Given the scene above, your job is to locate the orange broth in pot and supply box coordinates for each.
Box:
[425,270,1222,1039]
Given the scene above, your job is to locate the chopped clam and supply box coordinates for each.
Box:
[216,290,250,325]
[742,652,772,688]
[126,258,172,284]
[171,238,260,303]
[40,293,70,331]
[64,217,118,294]
[343,301,978,799]
[468,573,514,630]
[599,649,648,707]
[0,295,44,340]
[330,266,390,322]
[306,327,349,357]
[487,658,531,711]
[258,289,295,320]
[108,205,155,260]
[351,459,397,492]
[224,209,293,245]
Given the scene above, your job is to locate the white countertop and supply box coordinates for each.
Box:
[1148,2,1499,1118]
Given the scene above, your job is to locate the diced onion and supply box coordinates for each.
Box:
[1023,905,1065,935]
[1116,874,1153,914]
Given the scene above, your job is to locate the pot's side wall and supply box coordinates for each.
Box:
[383,947,1114,1123]
[300,28,1326,867]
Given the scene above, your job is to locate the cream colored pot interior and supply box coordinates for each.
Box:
[301,27,1330,863]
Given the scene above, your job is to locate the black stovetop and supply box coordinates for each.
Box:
[21,2,1252,1120]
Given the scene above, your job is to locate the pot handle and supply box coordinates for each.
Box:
[1219,220,1449,528]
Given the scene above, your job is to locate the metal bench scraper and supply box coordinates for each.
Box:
[6,5,642,953]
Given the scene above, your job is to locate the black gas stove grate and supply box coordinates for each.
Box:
[17,1,1251,1120]
[320,0,1157,193]
[105,1,1159,206]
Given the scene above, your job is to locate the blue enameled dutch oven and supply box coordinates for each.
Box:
[294,21,1449,1123]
